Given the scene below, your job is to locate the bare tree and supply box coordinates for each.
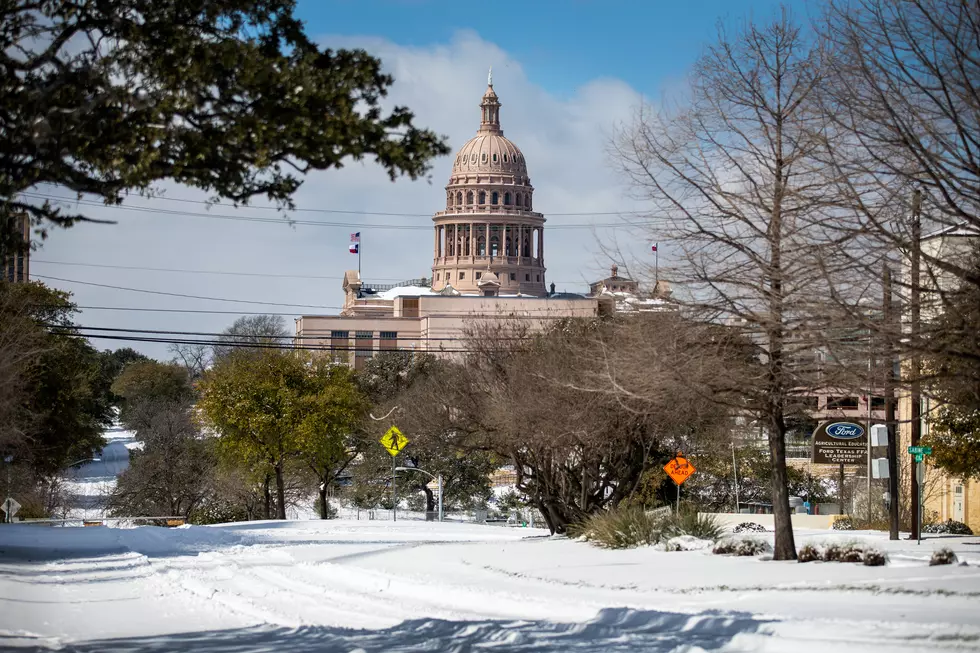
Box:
[610,12,836,559]
[213,314,290,362]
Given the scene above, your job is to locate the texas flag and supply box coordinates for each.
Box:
[349,232,360,254]
[651,243,658,252]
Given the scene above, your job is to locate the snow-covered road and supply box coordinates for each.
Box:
[0,520,978,652]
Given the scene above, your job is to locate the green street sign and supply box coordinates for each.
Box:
[907,446,932,455]
[914,453,924,463]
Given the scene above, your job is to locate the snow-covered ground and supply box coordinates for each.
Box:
[60,426,137,520]
[1,519,978,652]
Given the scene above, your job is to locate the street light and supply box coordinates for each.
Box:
[395,466,443,522]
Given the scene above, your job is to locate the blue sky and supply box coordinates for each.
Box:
[296,0,811,97]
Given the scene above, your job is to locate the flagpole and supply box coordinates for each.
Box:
[359,233,361,279]
[655,243,659,286]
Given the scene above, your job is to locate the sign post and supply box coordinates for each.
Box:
[663,452,696,512]
[1,497,21,523]
[380,425,409,521]
[908,446,932,545]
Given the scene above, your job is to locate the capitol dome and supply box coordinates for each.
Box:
[431,71,547,297]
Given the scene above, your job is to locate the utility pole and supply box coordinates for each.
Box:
[909,189,923,540]
[883,265,900,540]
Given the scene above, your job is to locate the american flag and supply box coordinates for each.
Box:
[350,232,360,254]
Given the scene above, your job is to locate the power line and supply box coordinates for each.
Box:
[46,324,531,342]
[32,275,343,309]
[49,330,488,353]
[31,259,588,285]
[21,190,650,219]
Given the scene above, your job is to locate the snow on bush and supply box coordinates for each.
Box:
[798,540,888,566]
[930,547,958,566]
[732,522,768,534]
[832,516,855,531]
[712,536,772,557]
[665,511,724,541]
[664,535,715,552]
[923,520,974,536]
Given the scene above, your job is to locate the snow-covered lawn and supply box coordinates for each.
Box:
[0,519,978,651]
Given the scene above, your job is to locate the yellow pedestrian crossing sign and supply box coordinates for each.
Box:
[380,425,409,456]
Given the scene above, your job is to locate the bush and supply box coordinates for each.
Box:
[930,547,958,566]
[733,521,768,534]
[809,541,888,566]
[664,535,715,552]
[713,537,771,556]
[798,543,821,562]
[863,549,887,566]
[665,511,724,541]
[923,520,973,536]
[571,506,667,549]
[832,516,855,531]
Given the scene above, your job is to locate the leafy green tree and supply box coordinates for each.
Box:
[293,364,368,519]
[112,360,194,429]
[923,248,980,480]
[199,349,365,519]
[1,0,449,255]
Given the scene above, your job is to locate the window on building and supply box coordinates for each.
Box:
[459,271,465,280]
[435,272,440,280]
[503,154,508,162]
[870,396,886,409]
[504,192,511,205]
[477,236,486,256]
[536,275,540,282]
[525,274,530,281]
[476,271,482,279]
[402,297,419,318]
[466,191,473,205]
[523,239,530,257]
[483,290,495,297]
[492,153,497,162]
[456,191,462,205]
[478,191,486,204]
[379,331,398,350]
[329,330,350,365]
[827,396,860,410]
[491,192,498,205]
[509,272,516,281]
[354,331,373,369]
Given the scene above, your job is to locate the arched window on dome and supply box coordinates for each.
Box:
[481,153,487,163]
[524,193,531,209]
[470,154,477,163]
[491,192,499,205]
[504,192,511,206]
[478,190,486,205]
[477,236,486,256]
[466,191,474,205]
[490,235,500,257]
[456,191,463,205]
[492,153,497,163]
[503,154,508,163]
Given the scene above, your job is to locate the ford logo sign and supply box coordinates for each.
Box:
[826,422,865,439]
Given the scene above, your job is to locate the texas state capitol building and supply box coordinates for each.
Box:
[295,75,661,367]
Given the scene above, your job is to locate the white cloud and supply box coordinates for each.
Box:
[33,30,650,359]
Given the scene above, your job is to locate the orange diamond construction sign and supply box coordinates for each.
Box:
[664,453,696,485]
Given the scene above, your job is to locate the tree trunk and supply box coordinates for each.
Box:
[274,462,286,520]
[263,474,272,520]
[422,485,435,513]
[768,414,797,560]
[319,484,329,519]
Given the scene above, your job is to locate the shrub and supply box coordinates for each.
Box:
[733,522,768,534]
[863,549,887,566]
[822,543,844,562]
[832,516,855,531]
[798,543,821,562]
[930,547,958,566]
[664,535,715,552]
[713,537,771,556]
[665,511,725,541]
[571,506,666,549]
[923,520,973,536]
[840,547,864,563]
